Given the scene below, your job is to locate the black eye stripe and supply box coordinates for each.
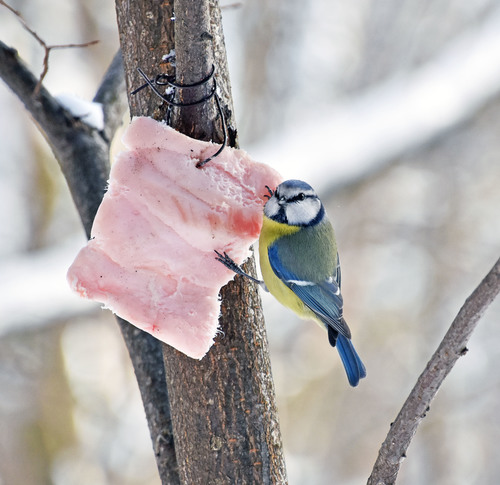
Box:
[288,193,311,203]
[275,189,315,203]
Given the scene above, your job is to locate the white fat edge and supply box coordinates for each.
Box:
[56,93,104,131]
[67,274,79,291]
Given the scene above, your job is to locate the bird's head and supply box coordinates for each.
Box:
[263,179,325,227]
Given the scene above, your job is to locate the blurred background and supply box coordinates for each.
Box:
[1,0,500,484]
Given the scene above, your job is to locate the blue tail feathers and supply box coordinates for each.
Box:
[335,334,367,387]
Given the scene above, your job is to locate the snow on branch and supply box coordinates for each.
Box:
[56,93,104,131]
[0,41,125,233]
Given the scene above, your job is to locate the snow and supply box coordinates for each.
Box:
[56,93,105,131]
[162,49,175,62]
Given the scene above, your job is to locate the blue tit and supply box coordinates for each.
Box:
[215,179,366,387]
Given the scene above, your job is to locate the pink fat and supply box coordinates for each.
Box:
[67,117,282,359]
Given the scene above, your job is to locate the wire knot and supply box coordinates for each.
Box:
[132,64,227,168]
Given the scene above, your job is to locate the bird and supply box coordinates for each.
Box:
[215,179,366,387]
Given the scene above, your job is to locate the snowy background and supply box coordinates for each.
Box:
[1,1,500,484]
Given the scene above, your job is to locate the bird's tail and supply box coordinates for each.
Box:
[336,334,366,387]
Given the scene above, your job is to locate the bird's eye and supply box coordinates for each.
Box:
[298,193,305,200]
[279,196,286,202]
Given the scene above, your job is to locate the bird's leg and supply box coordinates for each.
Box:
[214,250,268,291]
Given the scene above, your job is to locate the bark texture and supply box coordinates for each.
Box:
[115,0,287,483]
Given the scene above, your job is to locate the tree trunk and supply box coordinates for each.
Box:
[115,0,287,483]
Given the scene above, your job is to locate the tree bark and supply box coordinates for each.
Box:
[117,318,179,485]
[116,0,287,483]
[171,0,216,140]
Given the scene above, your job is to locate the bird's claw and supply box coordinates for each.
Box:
[214,250,239,272]
[214,250,268,291]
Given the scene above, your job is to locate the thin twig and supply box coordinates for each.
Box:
[35,41,99,96]
[367,256,500,485]
[0,0,98,96]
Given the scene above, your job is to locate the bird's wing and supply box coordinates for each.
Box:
[268,245,351,339]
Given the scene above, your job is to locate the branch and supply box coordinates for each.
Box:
[170,0,217,141]
[0,41,108,233]
[367,256,500,485]
[0,41,177,484]
[116,318,178,485]
[93,50,128,142]
[113,2,181,483]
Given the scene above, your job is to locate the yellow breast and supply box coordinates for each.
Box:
[258,216,314,318]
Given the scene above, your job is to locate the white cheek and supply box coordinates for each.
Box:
[285,199,320,225]
[264,198,280,218]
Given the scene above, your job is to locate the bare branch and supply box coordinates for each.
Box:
[0,0,49,47]
[115,318,177,485]
[35,40,99,96]
[368,256,500,485]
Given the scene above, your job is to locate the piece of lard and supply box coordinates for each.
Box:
[67,117,282,359]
